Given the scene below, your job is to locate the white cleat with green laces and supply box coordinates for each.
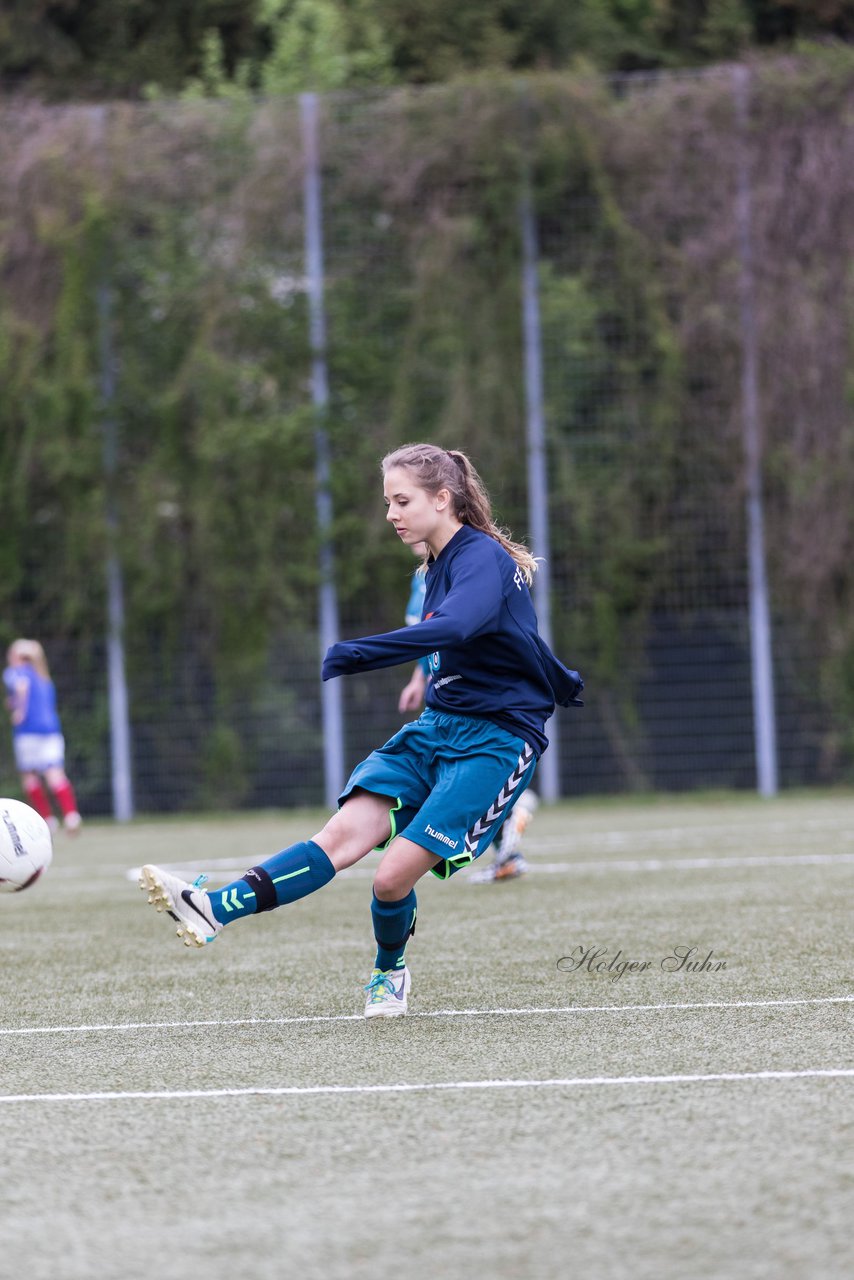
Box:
[364,966,411,1018]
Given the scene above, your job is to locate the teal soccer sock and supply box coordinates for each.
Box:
[209,840,335,925]
[371,890,417,971]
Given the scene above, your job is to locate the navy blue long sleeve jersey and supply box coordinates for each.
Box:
[322,525,582,756]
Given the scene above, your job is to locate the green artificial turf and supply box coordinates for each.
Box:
[1,792,852,1279]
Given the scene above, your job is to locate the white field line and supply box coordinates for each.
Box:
[2,1068,853,1105]
[2,994,851,1038]
[114,849,854,883]
[532,822,854,848]
[513,853,854,874]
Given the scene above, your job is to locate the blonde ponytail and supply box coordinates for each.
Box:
[382,444,538,585]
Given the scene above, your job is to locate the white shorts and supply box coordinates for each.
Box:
[13,733,66,773]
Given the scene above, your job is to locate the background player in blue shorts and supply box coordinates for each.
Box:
[4,638,82,834]
[140,443,583,1017]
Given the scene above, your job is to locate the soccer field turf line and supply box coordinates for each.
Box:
[2,1067,853,1106]
[95,847,854,886]
[503,852,854,872]
[1,800,850,1280]
[520,852,854,872]
[2,993,851,1037]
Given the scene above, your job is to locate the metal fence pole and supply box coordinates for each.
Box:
[519,167,560,801]
[92,106,134,821]
[301,92,345,808]
[733,67,779,797]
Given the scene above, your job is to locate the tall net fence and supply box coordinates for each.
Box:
[1,60,852,813]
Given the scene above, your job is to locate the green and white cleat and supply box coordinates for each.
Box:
[364,966,411,1018]
[139,865,222,948]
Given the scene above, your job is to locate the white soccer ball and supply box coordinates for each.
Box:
[0,798,53,892]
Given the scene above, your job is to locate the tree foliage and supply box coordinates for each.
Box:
[2,59,853,806]
[3,0,854,99]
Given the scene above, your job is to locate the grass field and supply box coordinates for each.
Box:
[1,790,852,1280]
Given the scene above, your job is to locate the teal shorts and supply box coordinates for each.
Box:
[339,708,538,879]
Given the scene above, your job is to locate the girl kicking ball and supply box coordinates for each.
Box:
[140,443,583,1016]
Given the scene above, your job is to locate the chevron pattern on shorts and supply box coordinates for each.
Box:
[463,743,536,854]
